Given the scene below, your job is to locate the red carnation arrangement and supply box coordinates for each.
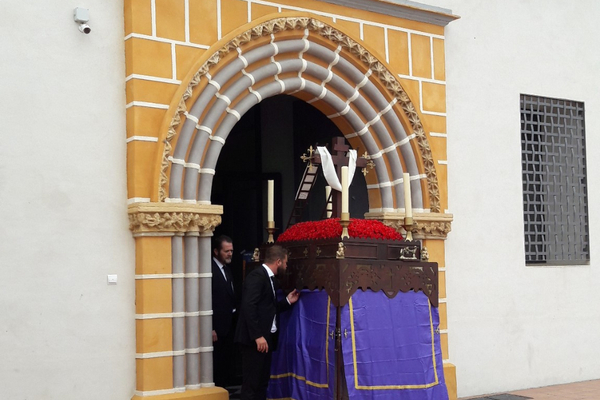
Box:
[277,218,403,242]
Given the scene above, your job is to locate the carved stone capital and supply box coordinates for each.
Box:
[128,202,223,236]
[364,211,453,240]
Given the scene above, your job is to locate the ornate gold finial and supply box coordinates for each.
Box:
[266,220,276,244]
[399,246,418,260]
[300,145,315,168]
[340,212,350,239]
[252,248,260,262]
[336,242,345,259]
[403,215,415,241]
[421,247,429,261]
[360,151,375,176]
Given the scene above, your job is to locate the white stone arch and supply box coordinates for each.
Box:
[158,16,440,214]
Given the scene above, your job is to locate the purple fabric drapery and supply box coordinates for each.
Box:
[268,290,335,400]
[268,290,448,400]
[342,290,448,400]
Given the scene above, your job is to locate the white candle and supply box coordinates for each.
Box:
[341,167,349,214]
[325,186,332,218]
[403,172,412,218]
[268,180,274,222]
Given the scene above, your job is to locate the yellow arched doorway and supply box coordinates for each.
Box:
[127,6,455,400]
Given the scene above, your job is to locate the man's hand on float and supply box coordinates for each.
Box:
[255,336,268,353]
[287,289,300,304]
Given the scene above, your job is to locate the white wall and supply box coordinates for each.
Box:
[432,0,600,397]
[0,2,135,399]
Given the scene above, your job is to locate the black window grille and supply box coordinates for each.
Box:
[520,94,589,265]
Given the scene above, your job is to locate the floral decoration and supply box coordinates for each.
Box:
[277,218,403,242]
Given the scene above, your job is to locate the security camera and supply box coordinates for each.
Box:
[78,23,91,34]
[74,7,91,34]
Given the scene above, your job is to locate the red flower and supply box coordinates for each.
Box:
[277,218,403,242]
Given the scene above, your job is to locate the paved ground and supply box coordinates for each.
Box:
[459,379,600,400]
[226,379,600,399]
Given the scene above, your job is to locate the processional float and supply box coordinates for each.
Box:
[249,138,448,400]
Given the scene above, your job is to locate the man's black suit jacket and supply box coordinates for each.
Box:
[234,265,291,350]
[211,259,237,338]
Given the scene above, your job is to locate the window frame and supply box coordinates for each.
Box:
[520,94,590,266]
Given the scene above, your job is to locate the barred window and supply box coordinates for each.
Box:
[520,94,590,265]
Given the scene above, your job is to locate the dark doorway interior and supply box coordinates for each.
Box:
[212,94,368,265]
[211,94,369,387]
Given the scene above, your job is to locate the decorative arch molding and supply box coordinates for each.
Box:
[157,14,441,214]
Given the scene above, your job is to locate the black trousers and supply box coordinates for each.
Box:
[240,343,272,400]
[213,328,236,388]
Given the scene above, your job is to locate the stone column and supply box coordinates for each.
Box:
[172,233,186,391]
[184,232,201,388]
[129,202,224,399]
[198,232,214,385]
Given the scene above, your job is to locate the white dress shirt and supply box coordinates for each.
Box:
[262,264,278,333]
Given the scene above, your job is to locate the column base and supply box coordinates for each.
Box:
[444,362,457,400]
[132,387,228,400]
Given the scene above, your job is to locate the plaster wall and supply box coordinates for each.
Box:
[433,0,600,397]
[0,2,134,399]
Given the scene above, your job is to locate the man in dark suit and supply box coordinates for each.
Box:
[234,245,299,400]
[211,235,238,389]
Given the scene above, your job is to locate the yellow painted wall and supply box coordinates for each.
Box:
[124,0,449,203]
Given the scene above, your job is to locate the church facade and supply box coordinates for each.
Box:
[1,1,598,399]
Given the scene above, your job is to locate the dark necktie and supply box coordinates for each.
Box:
[224,266,233,292]
[270,276,276,298]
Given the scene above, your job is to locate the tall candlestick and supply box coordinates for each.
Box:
[403,173,412,218]
[341,166,349,215]
[325,186,332,218]
[267,180,274,222]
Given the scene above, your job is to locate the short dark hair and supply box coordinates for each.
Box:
[264,245,288,264]
[213,235,232,252]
